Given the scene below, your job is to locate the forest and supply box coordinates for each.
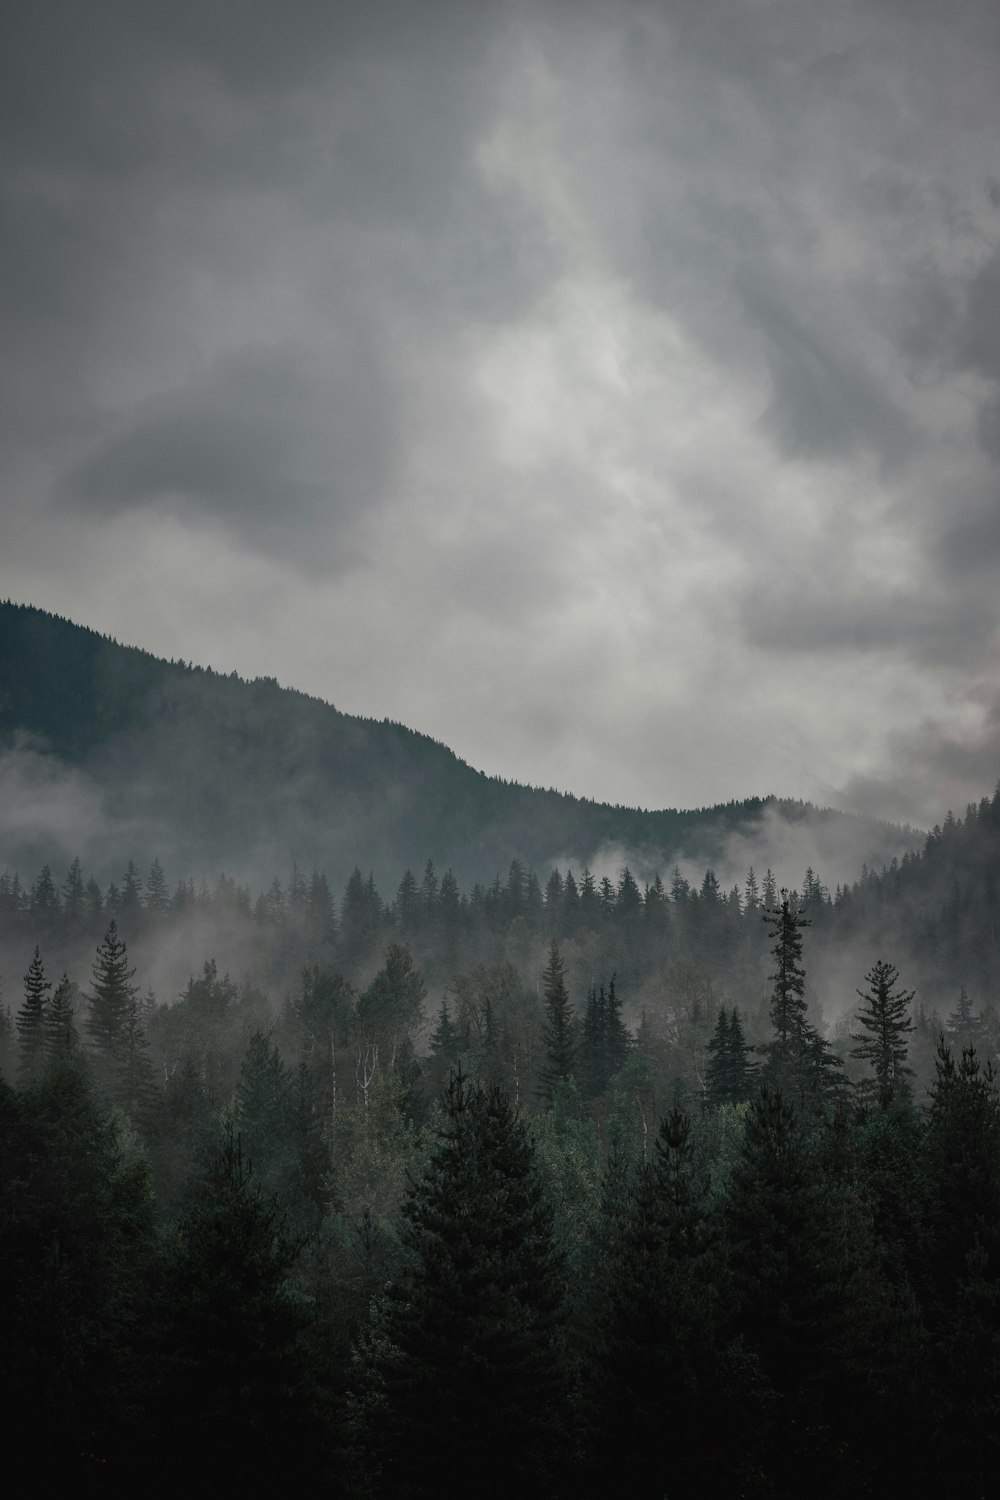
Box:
[3,785,1000,1496]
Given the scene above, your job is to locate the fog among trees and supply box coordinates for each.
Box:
[4,613,1000,1492]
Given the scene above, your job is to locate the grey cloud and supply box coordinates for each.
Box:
[938,490,1000,577]
[70,348,399,563]
[741,277,911,463]
[957,249,1000,383]
[742,578,993,667]
[839,696,1000,829]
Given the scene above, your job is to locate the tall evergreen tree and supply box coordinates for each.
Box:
[538,941,576,1104]
[61,856,86,924]
[45,974,79,1065]
[150,1123,321,1487]
[16,945,51,1083]
[85,920,139,1092]
[145,857,170,915]
[705,1007,756,1108]
[761,895,842,1109]
[851,960,914,1110]
[357,1071,568,1497]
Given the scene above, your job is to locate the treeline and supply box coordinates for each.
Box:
[3,782,1000,1039]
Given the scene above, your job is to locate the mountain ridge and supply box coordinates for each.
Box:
[0,600,916,889]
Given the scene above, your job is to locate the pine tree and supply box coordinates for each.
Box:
[850,960,914,1110]
[724,1086,863,1491]
[45,974,79,1065]
[706,1008,755,1107]
[761,895,842,1110]
[61,857,85,923]
[358,1071,568,1497]
[921,1041,1000,1490]
[947,985,980,1051]
[145,857,170,915]
[85,920,138,1091]
[30,864,59,920]
[151,1124,319,1487]
[581,976,631,1099]
[538,941,576,1104]
[117,994,156,1130]
[16,946,51,1083]
[590,1107,745,1496]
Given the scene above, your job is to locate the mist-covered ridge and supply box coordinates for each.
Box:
[0,601,915,890]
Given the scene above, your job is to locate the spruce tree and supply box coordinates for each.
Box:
[591,1108,746,1497]
[61,857,85,923]
[358,1071,568,1498]
[85,920,138,1092]
[850,960,914,1110]
[17,946,51,1083]
[706,1007,757,1107]
[45,974,79,1065]
[538,940,576,1104]
[150,1124,320,1487]
[761,895,841,1110]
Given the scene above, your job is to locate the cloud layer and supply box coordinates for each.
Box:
[3,0,1000,827]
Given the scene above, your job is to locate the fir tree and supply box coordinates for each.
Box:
[706,1007,756,1108]
[117,994,156,1130]
[16,945,51,1083]
[850,960,914,1110]
[151,1124,319,1487]
[947,985,980,1050]
[538,941,576,1104]
[29,864,58,919]
[358,1071,568,1497]
[760,895,842,1110]
[85,920,138,1091]
[145,857,170,915]
[61,856,85,923]
[45,974,79,1065]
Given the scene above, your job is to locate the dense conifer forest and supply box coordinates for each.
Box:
[3,780,1000,1494]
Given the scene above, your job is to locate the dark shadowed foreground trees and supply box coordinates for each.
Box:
[353,1071,570,1498]
[0,1062,156,1487]
[147,1123,329,1488]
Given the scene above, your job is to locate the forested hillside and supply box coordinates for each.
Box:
[0,601,911,889]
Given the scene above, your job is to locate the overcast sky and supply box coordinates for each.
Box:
[2,0,999,828]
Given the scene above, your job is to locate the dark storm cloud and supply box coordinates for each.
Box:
[70,344,398,562]
[742,277,911,463]
[742,582,994,667]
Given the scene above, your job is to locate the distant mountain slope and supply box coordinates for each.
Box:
[0,601,914,888]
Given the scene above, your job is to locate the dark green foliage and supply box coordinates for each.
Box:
[45,973,80,1065]
[920,1041,1000,1491]
[851,959,914,1110]
[723,1088,876,1493]
[0,1063,157,1486]
[705,1006,755,1107]
[149,1123,325,1487]
[589,1107,753,1497]
[354,943,426,1055]
[150,1056,219,1217]
[538,940,576,1104]
[580,976,631,1099]
[16,944,51,1082]
[760,896,843,1110]
[355,1072,569,1498]
[84,918,138,1091]
[231,1031,332,1232]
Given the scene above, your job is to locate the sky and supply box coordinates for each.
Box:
[2,0,999,830]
